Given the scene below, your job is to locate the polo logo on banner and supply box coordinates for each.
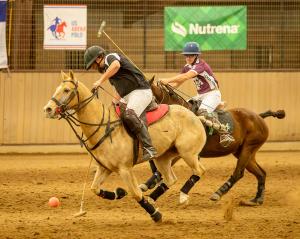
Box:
[44,5,87,50]
[164,6,247,51]
[0,0,8,69]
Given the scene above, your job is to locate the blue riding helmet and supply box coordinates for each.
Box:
[182,42,201,55]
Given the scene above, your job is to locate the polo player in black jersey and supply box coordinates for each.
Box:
[84,46,157,161]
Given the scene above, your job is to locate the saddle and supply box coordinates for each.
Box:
[188,99,234,134]
[115,100,169,126]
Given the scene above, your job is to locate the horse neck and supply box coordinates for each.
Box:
[151,84,191,109]
[75,82,119,142]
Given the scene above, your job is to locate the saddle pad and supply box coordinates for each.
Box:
[115,104,169,126]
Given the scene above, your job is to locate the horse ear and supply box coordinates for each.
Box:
[148,75,155,85]
[60,70,69,80]
[69,70,75,81]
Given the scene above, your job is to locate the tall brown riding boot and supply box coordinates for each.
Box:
[197,109,235,147]
[137,123,157,161]
[121,109,157,161]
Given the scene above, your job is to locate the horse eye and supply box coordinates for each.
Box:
[64,88,70,94]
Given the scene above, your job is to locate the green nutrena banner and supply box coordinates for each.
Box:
[164,6,247,51]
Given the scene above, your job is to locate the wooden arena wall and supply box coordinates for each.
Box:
[0,72,299,145]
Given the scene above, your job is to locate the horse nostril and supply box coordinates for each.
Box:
[46,107,52,113]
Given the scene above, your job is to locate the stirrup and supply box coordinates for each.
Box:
[220,134,235,148]
[142,147,157,161]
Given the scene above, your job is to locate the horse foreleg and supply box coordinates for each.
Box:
[119,168,162,222]
[139,156,181,192]
[91,166,127,200]
[178,154,206,205]
[139,160,162,192]
[147,153,178,204]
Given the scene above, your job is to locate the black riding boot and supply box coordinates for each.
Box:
[197,109,235,147]
[121,109,157,161]
[137,123,157,161]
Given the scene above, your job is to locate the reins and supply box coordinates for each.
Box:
[51,80,121,170]
[156,81,192,109]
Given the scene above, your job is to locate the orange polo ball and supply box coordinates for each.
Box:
[48,197,60,208]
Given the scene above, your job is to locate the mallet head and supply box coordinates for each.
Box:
[97,20,106,38]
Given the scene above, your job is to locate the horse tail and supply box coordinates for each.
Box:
[259,110,285,119]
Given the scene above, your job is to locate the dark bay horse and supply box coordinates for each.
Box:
[143,78,285,206]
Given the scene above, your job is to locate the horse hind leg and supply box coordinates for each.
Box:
[118,168,162,222]
[210,144,258,202]
[242,159,266,206]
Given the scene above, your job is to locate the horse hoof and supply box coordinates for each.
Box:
[179,192,189,205]
[139,183,148,192]
[239,199,262,207]
[151,210,162,223]
[210,193,221,201]
[115,187,127,199]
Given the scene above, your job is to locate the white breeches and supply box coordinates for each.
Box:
[192,90,221,113]
[121,89,153,117]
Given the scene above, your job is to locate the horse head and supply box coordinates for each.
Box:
[149,77,192,110]
[43,70,81,118]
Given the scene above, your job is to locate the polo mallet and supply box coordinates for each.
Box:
[74,156,93,217]
[97,20,145,76]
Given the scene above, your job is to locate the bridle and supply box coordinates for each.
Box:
[51,80,92,115]
[156,81,192,110]
[50,80,121,170]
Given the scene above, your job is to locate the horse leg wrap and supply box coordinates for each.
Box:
[216,176,235,196]
[149,183,169,201]
[138,197,162,222]
[138,197,156,215]
[115,187,127,200]
[145,171,162,190]
[252,182,265,204]
[98,189,116,200]
[149,160,158,173]
[180,175,200,194]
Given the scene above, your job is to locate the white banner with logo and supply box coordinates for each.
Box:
[44,5,87,50]
[0,0,8,69]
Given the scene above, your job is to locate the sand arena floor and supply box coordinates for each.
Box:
[0,151,299,239]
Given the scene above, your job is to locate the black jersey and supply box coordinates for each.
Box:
[104,53,150,97]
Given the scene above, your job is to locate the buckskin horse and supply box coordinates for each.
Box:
[141,78,285,206]
[43,71,206,222]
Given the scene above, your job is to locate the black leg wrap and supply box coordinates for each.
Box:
[138,197,156,215]
[149,160,157,173]
[145,171,162,190]
[180,175,200,194]
[115,187,127,200]
[216,176,235,196]
[138,197,162,222]
[98,189,116,200]
[149,183,169,201]
[252,183,265,204]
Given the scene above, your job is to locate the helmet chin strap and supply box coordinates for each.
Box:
[96,56,105,73]
[191,55,200,65]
